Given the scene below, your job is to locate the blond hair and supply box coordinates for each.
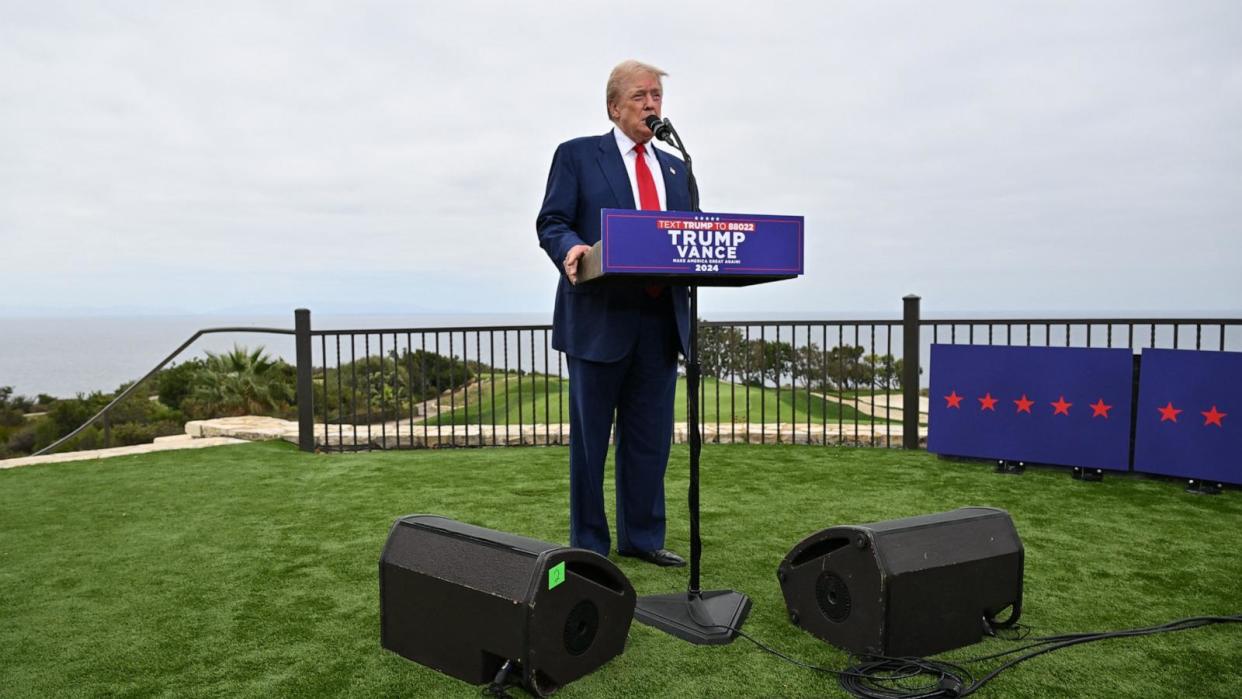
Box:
[606,60,668,121]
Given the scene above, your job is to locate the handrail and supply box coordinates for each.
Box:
[31,326,295,457]
[310,323,554,336]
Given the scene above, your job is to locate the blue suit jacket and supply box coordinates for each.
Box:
[537,131,692,363]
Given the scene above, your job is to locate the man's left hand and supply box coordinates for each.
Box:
[563,244,592,285]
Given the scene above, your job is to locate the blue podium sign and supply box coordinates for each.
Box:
[587,209,803,286]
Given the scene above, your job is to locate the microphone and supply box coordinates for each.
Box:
[644,115,674,144]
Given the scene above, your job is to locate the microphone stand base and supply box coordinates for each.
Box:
[633,589,751,645]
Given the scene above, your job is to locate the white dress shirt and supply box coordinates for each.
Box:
[613,128,667,211]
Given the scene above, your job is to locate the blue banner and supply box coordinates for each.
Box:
[599,209,803,277]
[928,345,1133,471]
[1132,348,1242,485]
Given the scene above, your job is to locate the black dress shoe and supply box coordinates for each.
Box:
[619,548,686,567]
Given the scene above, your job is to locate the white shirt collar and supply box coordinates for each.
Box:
[613,127,653,157]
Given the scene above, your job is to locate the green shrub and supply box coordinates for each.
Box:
[31,418,64,452]
[157,360,203,410]
[110,396,152,425]
[47,396,101,437]
[0,386,30,427]
[59,425,102,452]
[111,420,183,447]
[0,406,23,429]
[6,422,39,454]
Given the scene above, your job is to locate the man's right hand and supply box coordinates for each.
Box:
[563,244,592,285]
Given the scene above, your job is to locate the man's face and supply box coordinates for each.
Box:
[610,72,662,143]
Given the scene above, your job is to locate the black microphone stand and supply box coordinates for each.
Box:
[633,119,751,644]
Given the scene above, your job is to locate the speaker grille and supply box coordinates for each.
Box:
[384,523,533,601]
[563,600,599,656]
[815,571,851,622]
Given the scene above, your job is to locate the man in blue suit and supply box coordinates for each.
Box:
[536,60,691,567]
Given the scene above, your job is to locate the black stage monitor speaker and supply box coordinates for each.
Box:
[777,506,1023,658]
[379,515,636,696]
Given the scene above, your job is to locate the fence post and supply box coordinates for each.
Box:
[295,308,315,453]
[902,294,921,449]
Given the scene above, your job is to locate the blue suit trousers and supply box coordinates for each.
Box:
[566,294,679,557]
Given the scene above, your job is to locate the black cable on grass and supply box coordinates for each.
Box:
[950,615,1242,698]
[838,656,973,699]
[706,613,1242,698]
[684,606,942,687]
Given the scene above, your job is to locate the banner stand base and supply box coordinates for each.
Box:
[1185,479,1222,496]
[1072,467,1104,482]
[994,460,1026,475]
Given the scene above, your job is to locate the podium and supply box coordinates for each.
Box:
[579,209,802,288]
[580,208,804,644]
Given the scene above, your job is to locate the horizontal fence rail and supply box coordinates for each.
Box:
[923,319,1237,352]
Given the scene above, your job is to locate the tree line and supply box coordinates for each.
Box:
[695,325,905,391]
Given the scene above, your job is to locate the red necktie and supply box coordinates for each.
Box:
[634,143,664,298]
[634,143,660,211]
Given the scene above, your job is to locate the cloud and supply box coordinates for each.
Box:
[1,1,1239,318]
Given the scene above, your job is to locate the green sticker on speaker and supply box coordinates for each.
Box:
[548,561,566,590]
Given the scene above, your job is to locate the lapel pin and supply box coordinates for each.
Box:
[670,167,677,175]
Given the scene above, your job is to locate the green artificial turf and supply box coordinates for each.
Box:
[429,374,885,427]
[2,442,1240,698]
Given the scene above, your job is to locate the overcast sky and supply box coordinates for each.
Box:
[2,1,1240,319]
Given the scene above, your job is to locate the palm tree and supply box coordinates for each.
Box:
[191,345,293,417]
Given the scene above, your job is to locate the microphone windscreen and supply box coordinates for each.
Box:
[644,115,674,143]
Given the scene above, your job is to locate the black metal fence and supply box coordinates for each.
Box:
[27,299,1240,458]
[303,316,567,451]
[293,301,1242,453]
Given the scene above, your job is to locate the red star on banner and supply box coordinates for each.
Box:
[1051,396,1072,416]
[944,391,963,409]
[1089,399,1112,419]
[1013,394,1034,414]
[1158,402,1182,422]
[1202,405,1227,427]
[978,393,998,411]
